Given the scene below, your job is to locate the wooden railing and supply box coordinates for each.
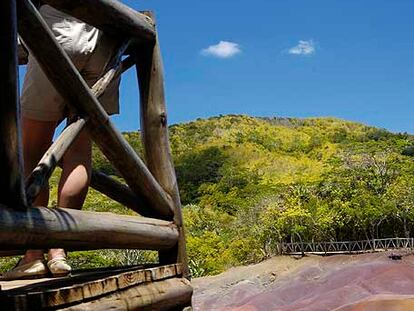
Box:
[282,238,414,255]
[0,0,189,281]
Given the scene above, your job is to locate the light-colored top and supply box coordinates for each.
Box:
[40,5,99,55]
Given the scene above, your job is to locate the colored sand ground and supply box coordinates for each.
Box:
[193,252,414,311]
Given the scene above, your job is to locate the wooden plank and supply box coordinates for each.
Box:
[42,0,155,42]
[146,264,178,281]
[61,278,193,311]
[0,265,149,291]
[135,11,189,277]
[16,0,174,220]
[29,286,84,308]
[1,264,186,310]
[0,0,27,209]
[117,269,148,290]
[0,204,178,251]
[81,276,118,301]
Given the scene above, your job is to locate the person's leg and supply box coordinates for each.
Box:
[48,126,92,261]
[22,117,56,264]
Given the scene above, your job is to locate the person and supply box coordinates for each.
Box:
[2,4,121,280]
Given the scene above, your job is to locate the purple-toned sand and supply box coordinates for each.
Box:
[193,252,414,311]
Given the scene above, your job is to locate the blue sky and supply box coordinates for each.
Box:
[23,1,414,133]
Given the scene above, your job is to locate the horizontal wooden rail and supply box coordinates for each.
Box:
[42,0,155,42]
[17,0,174,220]
[0,204,178,251]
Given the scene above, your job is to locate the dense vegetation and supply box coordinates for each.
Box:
[170,115,414,276]
[2,115,414,277]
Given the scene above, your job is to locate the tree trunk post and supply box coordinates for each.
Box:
[0,0,27,208]
[135,11,189,279]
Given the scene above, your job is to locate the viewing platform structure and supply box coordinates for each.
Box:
[0,0,192,309]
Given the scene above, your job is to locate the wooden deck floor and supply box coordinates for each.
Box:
[0,263,192,310]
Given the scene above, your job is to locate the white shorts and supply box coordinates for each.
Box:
[21,5,120,122]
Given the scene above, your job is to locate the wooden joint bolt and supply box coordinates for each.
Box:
[160,113,167,126]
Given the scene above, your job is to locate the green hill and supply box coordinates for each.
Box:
[89,115,414,276]
[3,115,412,276]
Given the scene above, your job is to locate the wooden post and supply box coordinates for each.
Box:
[0,0,27,208]
[16,0,174,220]
[135,12,189,278]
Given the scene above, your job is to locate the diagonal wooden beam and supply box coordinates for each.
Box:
[16,0,174,220]
[0,0,27,209]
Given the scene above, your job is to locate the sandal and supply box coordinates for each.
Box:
[1,259,48,280]
[47,257,72,277]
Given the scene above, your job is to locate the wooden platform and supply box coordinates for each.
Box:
[0,264,192,310]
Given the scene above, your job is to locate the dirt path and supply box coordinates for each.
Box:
[193,252,414,311]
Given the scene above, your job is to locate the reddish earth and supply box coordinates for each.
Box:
[193,252,414,311]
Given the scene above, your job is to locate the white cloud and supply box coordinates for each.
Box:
[288,40,316,56]
[201,41,241,59]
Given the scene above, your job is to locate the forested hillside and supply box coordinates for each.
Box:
[3,115,413,276]
[92,115,414,276]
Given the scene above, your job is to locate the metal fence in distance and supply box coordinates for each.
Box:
[281,238,414,255]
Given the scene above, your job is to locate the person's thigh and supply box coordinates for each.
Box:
[22,117,56,175]
[22,117,56,207]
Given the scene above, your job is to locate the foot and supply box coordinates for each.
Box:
[47,257,72,277]
[47,249,71,277]
[1,259,48,280]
